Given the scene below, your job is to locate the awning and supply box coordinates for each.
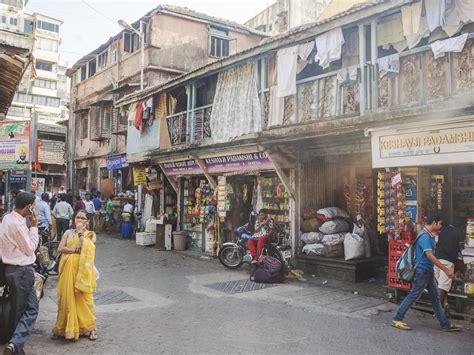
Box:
[0,52,31,114]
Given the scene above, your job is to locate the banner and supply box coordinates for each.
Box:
[133,167,147,185]
[204,152,273,174]
[0,121,31,170]
[161,159,201,176]
[106,154,128,171]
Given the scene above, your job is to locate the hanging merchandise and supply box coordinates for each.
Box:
[377,170,408,235]
[258,177,290,223]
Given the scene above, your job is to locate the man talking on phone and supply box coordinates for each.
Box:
[0,192,39,355]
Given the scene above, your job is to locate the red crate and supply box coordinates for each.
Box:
[388,264,397,274]
[400,232,416,243]
[388,240,409,256]
[388,254,401,265]
[388,273,411,290]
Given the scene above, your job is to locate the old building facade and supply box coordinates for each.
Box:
[67,4,264,196]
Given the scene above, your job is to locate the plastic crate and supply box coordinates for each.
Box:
[388,274,411,290]
[400,231,416,243]
[388,254,401,265]
[388,240,409,256]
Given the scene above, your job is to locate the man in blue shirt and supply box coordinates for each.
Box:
[391,212,461,332]
[36,192,52,234]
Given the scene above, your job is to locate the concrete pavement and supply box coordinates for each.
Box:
[13,234,473,354]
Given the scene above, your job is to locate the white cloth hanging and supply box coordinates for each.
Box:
[431,33,469,59]
[336,66,359,86]
[255,183,263,213]
[378,54,400,78]
[401,2,422,36]
[277,42,315,97]
[143,193,154,222]
[268,86,285,127]
[425,0,447,32]
[210,62,261,143]
[443,0,474,36]
[315,27,345,69]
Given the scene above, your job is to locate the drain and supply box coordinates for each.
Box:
[94,290,139,305]
[205,279,275,294]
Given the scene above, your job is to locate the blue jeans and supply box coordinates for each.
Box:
[5,265,39,355]
[235,226,252,240]
[393,268,450,329]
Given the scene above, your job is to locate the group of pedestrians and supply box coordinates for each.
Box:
[1,191,99,354]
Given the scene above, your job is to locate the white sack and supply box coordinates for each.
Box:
[302,243,324,256]
[320,219,350,234]
[301,232,324,245]
[321,233,346,246]
[344,233,366,261]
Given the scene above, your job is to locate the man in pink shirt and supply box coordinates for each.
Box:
[0,192,39,355]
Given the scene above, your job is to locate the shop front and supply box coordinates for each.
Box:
[159,150,294,255]
[370,118,474,310]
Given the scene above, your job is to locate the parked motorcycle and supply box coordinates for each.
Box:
[218,223,291,270]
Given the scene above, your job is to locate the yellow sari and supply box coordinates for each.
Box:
[52,230,97,340]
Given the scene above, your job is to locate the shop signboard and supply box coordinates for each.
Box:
[0,121,31,170]
[161,159,201,176]
[106,154,129,171]
[133,167,147,185]
[371,124,474,168]
[205,152,273,174]
[31,177,45,192]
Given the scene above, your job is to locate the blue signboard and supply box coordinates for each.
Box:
[106,154,128,171]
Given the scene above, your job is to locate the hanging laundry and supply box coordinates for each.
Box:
[424,0,447,32]
[133,100,144,132]
[268,86,285,127]
[377,14,405,50]
[431,32,469,58]
[315,27,345,69]
[277,42,315,97]
[342,29,359,67]
[443,0,474,36]
[142,96,154,124]
[401,2,422,37]
[378,54,400,78]
[127,102,137,122]
[336,66,359,86]
[155,92,168,120]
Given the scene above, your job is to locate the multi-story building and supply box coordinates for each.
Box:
[66,4,264,195]
[245,0,331,35]
[1,0,68,191]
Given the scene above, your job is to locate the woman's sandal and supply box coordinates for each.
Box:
[89,330,98,341]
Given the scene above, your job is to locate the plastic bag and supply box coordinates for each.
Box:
[302,207,317,220]
[353,224,371,258]
[344,233,366,260]
[301,232,324,245]
[321,233,346,246]
[301,218,321,233]
[317,207,350,220]
[320,220,350,234]
[302,243,324,256]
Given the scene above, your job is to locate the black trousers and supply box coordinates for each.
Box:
[56,218,70,242]
[4,265,38,355]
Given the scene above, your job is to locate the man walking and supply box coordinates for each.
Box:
[36,192,52,243]
[0,192,39,355]
[391,212,461,332]
[52,195,74,241]
[83,193,96,231]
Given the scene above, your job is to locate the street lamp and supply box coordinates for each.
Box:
[118,19,145,91]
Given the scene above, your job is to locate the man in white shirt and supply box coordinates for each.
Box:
[0,192,39,355]
[52,194,74,241]
[83,193,96,231]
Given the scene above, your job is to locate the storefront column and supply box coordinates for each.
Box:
[176,177,182,232]
[290,167,298,261]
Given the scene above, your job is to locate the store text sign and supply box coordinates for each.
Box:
[0,121,31,170]
[161,159,201,176]
[371,125,474,168]
[205,152,273,173]
[106,155,128,171]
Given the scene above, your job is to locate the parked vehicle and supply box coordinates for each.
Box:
[219,223,291,270]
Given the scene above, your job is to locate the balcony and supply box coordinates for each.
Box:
[167,111,187,145]
[192,104,212,141]
[167,105,213,146]
[111,108,128,136]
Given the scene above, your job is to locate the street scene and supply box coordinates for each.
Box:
[1,0,474,354]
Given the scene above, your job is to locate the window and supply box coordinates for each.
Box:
[80,112,89,139]
[36,37,58,52]
[97,50,108,69]
[37,20,59,33]
[9,17,17,26]
[88,59,96,77]
[24,20,34,33]
[209,26,229,58]
[7,106,31,118]
[33,79,57,90]
[80,65,87,81]
[14,93,60,107]
[0,16,6,24]
[36,60,53,71]
[111,49,118,64]
[122,22,147,53]
[102,106,111,132]
[0,0,22,6]
[100,167,109,180]
[123,32,131,53]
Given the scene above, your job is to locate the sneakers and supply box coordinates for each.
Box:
[3,343,15,355]
[442,324,462,332]
[391,320,412,330]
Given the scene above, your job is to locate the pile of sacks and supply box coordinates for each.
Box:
[301,207,371,260]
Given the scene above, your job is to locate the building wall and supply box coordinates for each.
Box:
[127,119,160,158]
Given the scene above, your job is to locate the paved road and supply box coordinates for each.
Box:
[16,234,474,354]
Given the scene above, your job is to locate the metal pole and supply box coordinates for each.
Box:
[140,21,145,91]
[26,111,38,193]
[358,24,367,115]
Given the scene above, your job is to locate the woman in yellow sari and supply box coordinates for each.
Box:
[52,210,98,341]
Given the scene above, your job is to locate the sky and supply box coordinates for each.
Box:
[25,0,271,66]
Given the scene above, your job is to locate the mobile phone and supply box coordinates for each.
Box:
[28,205,35,214]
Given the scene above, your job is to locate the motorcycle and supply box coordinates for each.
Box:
[218,223,291,270]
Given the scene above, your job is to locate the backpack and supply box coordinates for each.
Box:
[395,233,424,282]
[258,255,282,274]
[251,268,284,284]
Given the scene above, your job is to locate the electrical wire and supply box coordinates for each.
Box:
[81,0,117,24]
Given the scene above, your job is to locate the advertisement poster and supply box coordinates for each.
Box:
[133,167,147,185]
[31,177,46,192]
[0,121,31,170]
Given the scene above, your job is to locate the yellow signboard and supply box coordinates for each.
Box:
[133,167,147,185]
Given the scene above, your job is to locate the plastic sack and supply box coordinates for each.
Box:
[322,244,344,257]
[321,233,346,246]
[320,220,350,234]
[301,218,321,233]
[301,232,324,245]
[353,224,371,258]
[302,243,324,256]
[302,207,317,220]
[344,233,366,261]
[317,207,350,220]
